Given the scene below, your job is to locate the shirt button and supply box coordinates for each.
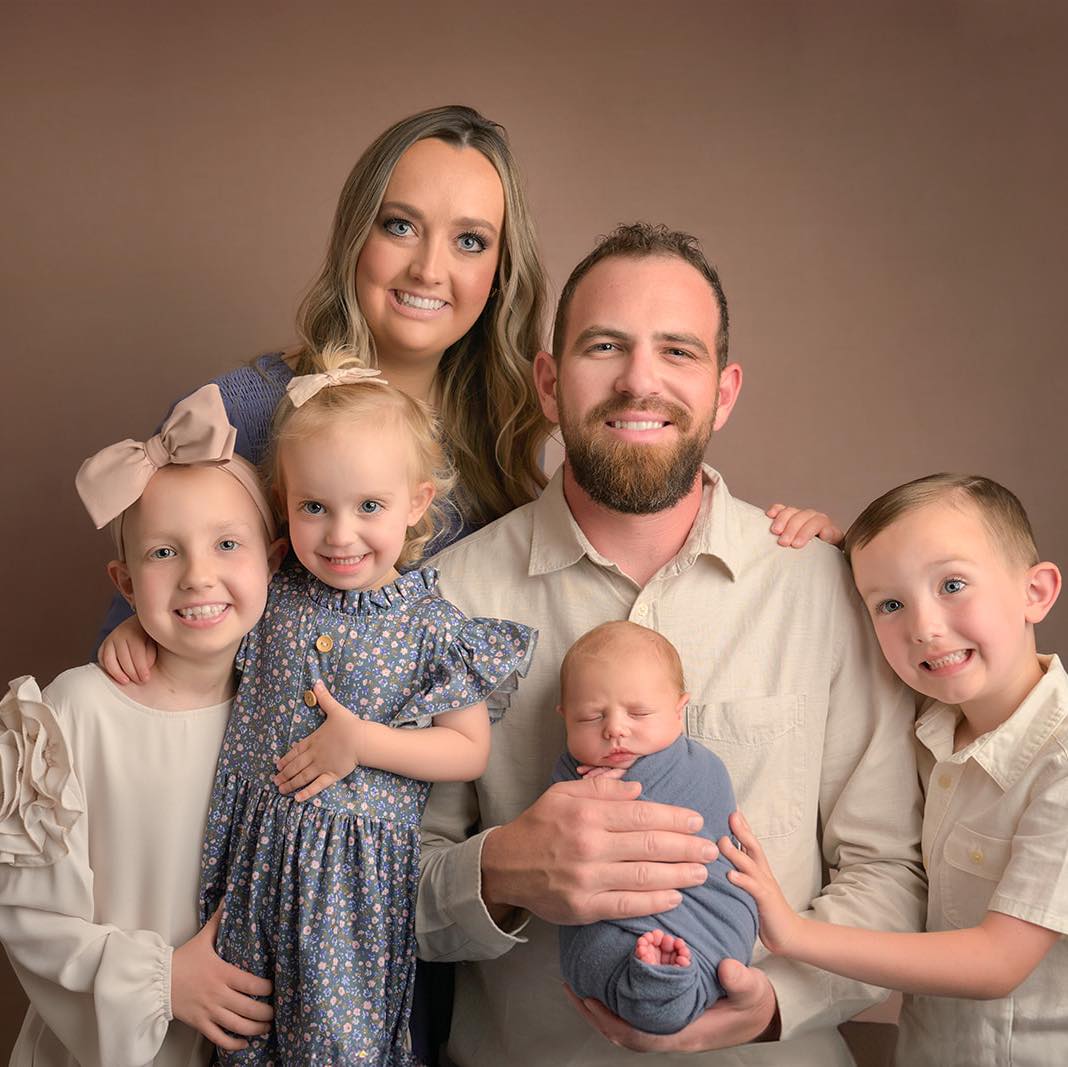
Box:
[315,634,334,653]
[970,849,984,865]
[938,774,953,789]
[636,605,648,618]
[303,689,318,707]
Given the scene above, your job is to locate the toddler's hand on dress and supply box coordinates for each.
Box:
[171,904,273,1051]
[719,811,804,957]
[273,680,361,801]
[765,503,844,549]
[97,615,157,685]
[577,765,628,780]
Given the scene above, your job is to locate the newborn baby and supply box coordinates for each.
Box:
[553,621,758,1035]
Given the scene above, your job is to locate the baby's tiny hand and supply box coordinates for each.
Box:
[576,765,628,780]
[273,681,361,801]
[719,810,802,957]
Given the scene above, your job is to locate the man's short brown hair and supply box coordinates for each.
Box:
[551,222,730,370]
[843,473,1040,569]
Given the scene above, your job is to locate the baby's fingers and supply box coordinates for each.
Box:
[295,772,337,802]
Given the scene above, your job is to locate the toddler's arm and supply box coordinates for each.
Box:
[97,614,157,685]
[765,503,844,548]
[273,679,490,801]
[721,812,1058,1000]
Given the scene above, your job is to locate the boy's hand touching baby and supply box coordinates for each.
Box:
[765,504,844,549]
[171,904,273,1050]
[273,680,363,801]
[719,811,803,957]
[97,615,157,685]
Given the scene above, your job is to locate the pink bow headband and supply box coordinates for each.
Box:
[285,365,388,408]
[75,384,276,558]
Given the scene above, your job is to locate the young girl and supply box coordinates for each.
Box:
[0,385,286,1065]
[724,474,1066,1066]
[107,357,536,1063]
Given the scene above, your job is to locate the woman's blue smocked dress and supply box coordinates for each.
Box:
[199,560,535,1065]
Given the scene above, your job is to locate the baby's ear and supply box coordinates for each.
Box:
[555,704,566,719]
[1024,561,1062,625]
[106,560,135,606]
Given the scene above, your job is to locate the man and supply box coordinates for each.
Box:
[418,223,925,1065]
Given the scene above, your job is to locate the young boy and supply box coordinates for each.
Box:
[552,620,757,1035]
[725,473,1066,1066]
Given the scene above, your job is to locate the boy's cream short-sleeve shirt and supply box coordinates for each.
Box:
[897,654,1068,1067]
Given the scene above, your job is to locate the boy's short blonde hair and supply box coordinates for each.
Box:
[560,620,686,699]
[844,473,1040,569]
[266,347,456,567]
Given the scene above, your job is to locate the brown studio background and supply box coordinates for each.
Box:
[2,1,1066,1059]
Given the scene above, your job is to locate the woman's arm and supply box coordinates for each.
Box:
[273,679,490,800]
[721,814,1058,1000]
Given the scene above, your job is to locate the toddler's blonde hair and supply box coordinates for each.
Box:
[267,347,456,567]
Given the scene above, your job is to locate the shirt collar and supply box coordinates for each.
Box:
[528,464,742,579]
[915,654,1068,790]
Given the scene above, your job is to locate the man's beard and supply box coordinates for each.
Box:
[558,397,714,515]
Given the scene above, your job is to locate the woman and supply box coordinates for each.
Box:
[100,103,549,643]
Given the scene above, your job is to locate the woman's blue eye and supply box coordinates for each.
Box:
[300,501,325,515]
[384,218,413,237]
[943,578,967,594]
[359,500,382,514]
[457,232,487,253]
[878,599,904,615]
[149,547,176,560]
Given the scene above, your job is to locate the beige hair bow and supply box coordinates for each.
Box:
[75,384,276,553]
[285,365,388,408]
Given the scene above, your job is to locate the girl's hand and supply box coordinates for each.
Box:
[273,681,361,801]
[97,615,157,685]
[577,765,628,780]
[719,811,803,956]
[766,504,844,549]
[171,905,273,1051]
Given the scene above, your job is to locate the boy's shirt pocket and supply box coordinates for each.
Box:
[939,824,1012,928]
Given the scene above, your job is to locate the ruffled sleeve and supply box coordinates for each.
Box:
[0,676,84,867]
[393,615,537,729]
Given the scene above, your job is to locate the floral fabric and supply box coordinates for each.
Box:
[200,559,534,1065]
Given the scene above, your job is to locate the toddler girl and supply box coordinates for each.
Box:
[0,385,285,1065]
[109,356,536,1064]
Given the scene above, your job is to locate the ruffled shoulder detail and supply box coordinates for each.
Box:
[392,615,537,730]
[0,676,84,867]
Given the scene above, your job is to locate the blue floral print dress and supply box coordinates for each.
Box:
[199,559,535,1065]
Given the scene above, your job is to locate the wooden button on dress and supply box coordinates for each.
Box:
[303,689,318,707]
[315,634,334,653]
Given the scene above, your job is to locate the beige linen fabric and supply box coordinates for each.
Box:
[418,467,926,1067]
[896,654,1068,1067]
[0,665,226,1067]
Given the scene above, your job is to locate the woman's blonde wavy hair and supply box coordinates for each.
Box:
[267,347,457,568]
[289,104,549,527]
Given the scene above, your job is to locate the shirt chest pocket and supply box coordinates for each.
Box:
[939,825,1012,929]
[686,695,805,839]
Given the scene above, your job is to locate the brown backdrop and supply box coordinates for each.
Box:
[2,0,1066,1056]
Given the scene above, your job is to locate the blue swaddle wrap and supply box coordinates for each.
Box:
[553,735,758,1034]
